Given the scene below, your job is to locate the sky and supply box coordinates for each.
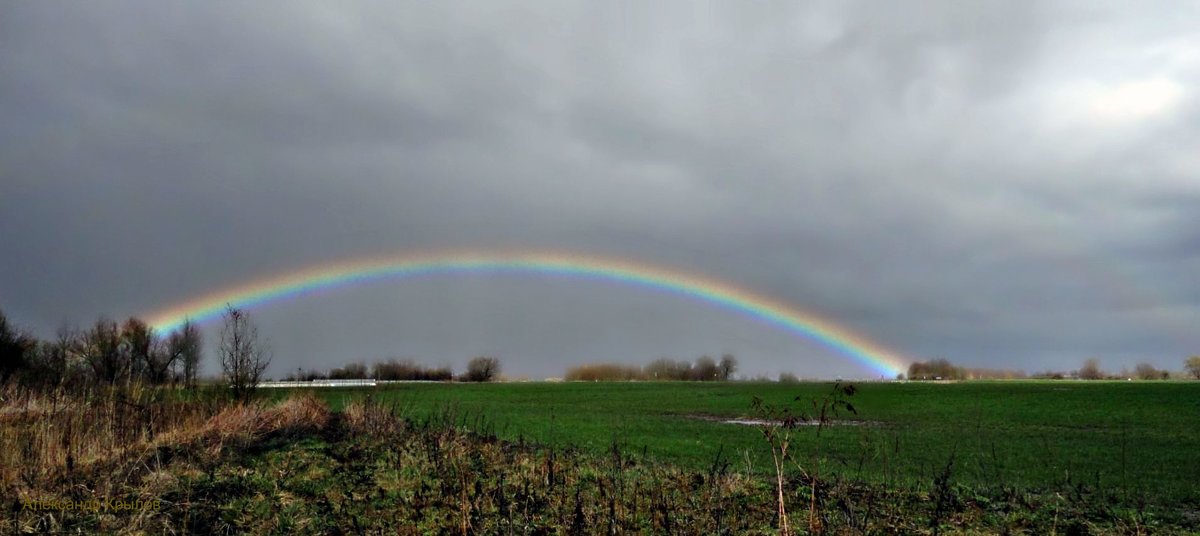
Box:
[2,1,1197,380]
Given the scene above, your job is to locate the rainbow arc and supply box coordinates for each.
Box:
[145,250,909,377]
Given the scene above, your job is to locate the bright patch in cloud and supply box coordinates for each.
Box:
[1085,78,1183,123]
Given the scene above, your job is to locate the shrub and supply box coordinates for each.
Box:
[463,356,500,382]
[718,354,738,380]
[1185,356,1200,380]
[329,362,369,380]
[284,369,327,381]
[644,358,692,380]
[1134,362,1165,380]
[0,311,35,385]
[907,359,964,380]
[565,363,644,381]
[1079,358,1104,380]
[372,359,452,381]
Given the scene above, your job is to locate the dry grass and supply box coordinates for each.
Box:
[0,386,337,534]
[0,384,218,487]
[0,386,330,495]
[342,396,407,438]
[194,392,330,455]
[3,385,1193,534]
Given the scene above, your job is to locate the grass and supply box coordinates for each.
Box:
[3,380,1198,534]
[299,381,1200,506]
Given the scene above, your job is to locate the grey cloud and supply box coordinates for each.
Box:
[2,1,1197,378]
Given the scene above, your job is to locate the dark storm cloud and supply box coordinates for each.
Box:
[2,1,1197,378]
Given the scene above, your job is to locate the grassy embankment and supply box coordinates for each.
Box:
[2,380,1197,534]
[308,381,1200,504]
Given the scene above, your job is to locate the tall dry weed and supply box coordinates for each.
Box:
[0,384,219,489]
[194,392,330,455]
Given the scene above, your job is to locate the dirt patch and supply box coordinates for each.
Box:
[683,414,878,427]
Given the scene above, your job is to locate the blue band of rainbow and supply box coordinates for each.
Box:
[145,251,909,377]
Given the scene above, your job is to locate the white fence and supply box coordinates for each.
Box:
[257,379,377,389]
[255,379,457,388]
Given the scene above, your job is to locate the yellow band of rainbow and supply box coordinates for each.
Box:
[145,250,909,377]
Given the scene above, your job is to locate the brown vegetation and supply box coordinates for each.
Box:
[906,360,1027,381]
[463,356,501,382]
[194,393,330,455]
[1134,362,1170,380]
[3,382,1193,533]
[2,309,203,391]
[907,359,965,380]
[218,306,271,400]
[0,385,330,490]
[372,359,453,381]
[1080,358,1105,380]
[0,384,215,490]
[1187,356,1200,380]
[328,361,369,379]
[564,362,644,381]
[565,354,739,381]
[285,359,455,382]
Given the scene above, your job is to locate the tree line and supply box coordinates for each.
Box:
[0,309,203,390]
[564,355,738,381]
[1,305,274,401]
[2,304,509,394]
[284,356,499,383]
[904,357,1200,381]
[1074,357,1199,381]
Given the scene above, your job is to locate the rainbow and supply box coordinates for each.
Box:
[145,250,909,376]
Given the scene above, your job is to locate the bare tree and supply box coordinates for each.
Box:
[718,354,739,381]
[167,320,203,389]
[691,355,719,381]
[329,361,369,379]
[40,325,85,388]
[1134,362,1163,380]
[464,356,500,382]
[0,310,35,385]
[644,358,690,380]
[1186,356,1200,380]
[372,359,453,381]
[122,317,178,385]
[907,358,963,380]
[219,306,270,400]
[1079,358,1104,380]
[84,317,128,385]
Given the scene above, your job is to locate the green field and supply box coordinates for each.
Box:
[302,380,1200,505]
[9,380,1199,533]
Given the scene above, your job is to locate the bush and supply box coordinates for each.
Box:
[329,362,369,380]
[565,363,644,381]
[463,356,500,382]
[284,369,327,381]
[643,358,692,380]
[1187,356,1200,380]
[567,355,743,382]
[0,311,35,385]
[718,354,738,380]
[372,359,452,381]
[907,359,964,380]
[1079,358,1104,380]
[1134,362,1166,380]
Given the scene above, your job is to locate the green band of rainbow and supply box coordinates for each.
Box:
[145,250,908,377]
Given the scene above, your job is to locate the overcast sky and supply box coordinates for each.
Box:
[2,1,1197,379]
